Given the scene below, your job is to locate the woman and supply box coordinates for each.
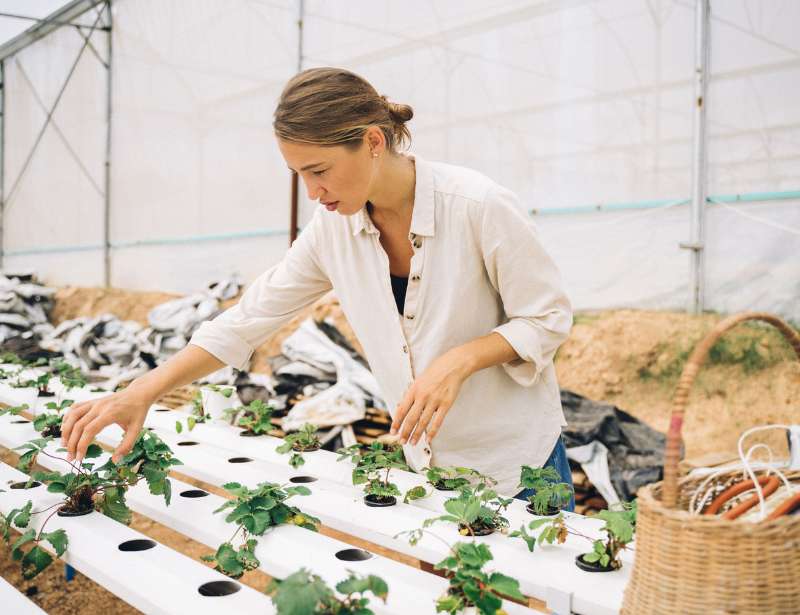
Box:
[61,67,574,504]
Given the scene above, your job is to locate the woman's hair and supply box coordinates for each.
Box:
[274,67,413,152]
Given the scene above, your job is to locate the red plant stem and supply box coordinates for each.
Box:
[35,508,60,542]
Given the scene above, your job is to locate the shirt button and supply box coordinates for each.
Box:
[411,274,420,282]
[402,345,409,353]
[413,239,422,249]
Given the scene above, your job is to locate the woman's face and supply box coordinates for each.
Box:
[278,136,377,216]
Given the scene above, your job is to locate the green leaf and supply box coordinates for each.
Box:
[175,421,183,434]
[11,528,36,559]
[488,572,524,600]
[41,529,68,557]
[85,443,103,459]
[403,485,428,504]
[21,545,53,580]
[269,569,333,615]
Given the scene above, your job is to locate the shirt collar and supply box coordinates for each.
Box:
[351,154,435,237]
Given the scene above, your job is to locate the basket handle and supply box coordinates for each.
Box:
[662,312,800,508]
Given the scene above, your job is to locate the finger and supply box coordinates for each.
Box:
[426,401,452,442]
[399,398,426,444]
[61,403,93,448]
[75,416,109,463]
[112,420,143,463]
[67,408,100,460]
[410,401,438,445]
[391,386,416,434]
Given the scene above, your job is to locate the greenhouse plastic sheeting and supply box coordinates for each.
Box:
[1,1,797,319]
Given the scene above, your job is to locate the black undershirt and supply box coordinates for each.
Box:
[389,274,408,314]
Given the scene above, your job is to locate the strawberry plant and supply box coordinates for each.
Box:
[267,568,389,615]
[510,501,636,571]
[423,482,512,537]
[2,430,182,579]
[1,501,68,580]
[232,399,276,436]
[517,465,573,516]
[33,399,73,438]
[11,372,54,396]
[202,481,320,578]
[276,423,321,469]
[404,466,493,503]
[398,529,523,614]
[50,360,87,391]
[337,442,410,507]
[175,390,208,433]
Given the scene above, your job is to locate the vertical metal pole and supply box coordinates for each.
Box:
[103,0,113,287]
[0,59,5,272]
[289,0,304,246]
[684,0,710,314]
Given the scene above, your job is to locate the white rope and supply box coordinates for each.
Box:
[710,199,800,237]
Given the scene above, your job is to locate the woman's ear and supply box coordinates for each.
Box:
[364,126,385,157]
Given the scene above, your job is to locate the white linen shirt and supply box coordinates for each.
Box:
[188,154,572,495]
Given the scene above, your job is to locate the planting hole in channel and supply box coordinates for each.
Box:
[180,489,209,498]
[198,580,241,597]
[289,476,317,484]
[228,457,252,463]
[10,481,42,489]
[177,441,199,446]
[154,408,170,412]
[335,548,373,562]
[11,420,30,424]
[118,539,157,552]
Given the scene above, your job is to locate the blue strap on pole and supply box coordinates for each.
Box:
[65,563,75,581]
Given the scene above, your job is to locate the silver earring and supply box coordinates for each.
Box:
[372,151,379,158]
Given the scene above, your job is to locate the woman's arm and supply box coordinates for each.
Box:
[63,210,332,462]
[390,332,518,445]
[392,183,572,446]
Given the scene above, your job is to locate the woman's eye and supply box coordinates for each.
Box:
[313,169,327,176]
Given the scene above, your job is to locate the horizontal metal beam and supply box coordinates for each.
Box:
[0,0,106,61]
[530,189,800,215]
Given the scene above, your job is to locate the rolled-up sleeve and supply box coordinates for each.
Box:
[479,184,572,386]
[188,210,332,370]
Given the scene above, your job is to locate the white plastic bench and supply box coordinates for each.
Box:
[0,413,540,615]
[0,574,47,615]
[0,461,275,614]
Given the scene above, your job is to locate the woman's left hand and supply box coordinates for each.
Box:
[390,347,474,445]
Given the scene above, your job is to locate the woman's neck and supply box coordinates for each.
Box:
[368,153,416,223]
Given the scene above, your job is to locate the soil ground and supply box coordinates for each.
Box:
[3,286,797,612]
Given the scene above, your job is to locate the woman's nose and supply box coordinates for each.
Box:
[305,178,324,201]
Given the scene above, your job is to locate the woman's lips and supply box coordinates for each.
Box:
[323,201,339,211]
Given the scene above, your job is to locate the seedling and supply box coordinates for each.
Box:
[267,568,389,615]
[33,400,74,438]
[230,399,275,436]
[202,481,319,578]
[397,529,523,614]
[337,442,410,507]
[423,482,512,537]
[517,465,573,516]
[276,423,321,469]
[404,466,494,503]
[510,501,637,572]
[2,431,182,579]
[50,360,88,391]
[175,390,208,433]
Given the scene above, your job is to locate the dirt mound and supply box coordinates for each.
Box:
[555,310,800,459]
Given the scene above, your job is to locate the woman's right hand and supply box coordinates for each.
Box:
[61,387,155,464]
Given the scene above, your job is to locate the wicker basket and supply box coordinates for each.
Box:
[621,312,800,614]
